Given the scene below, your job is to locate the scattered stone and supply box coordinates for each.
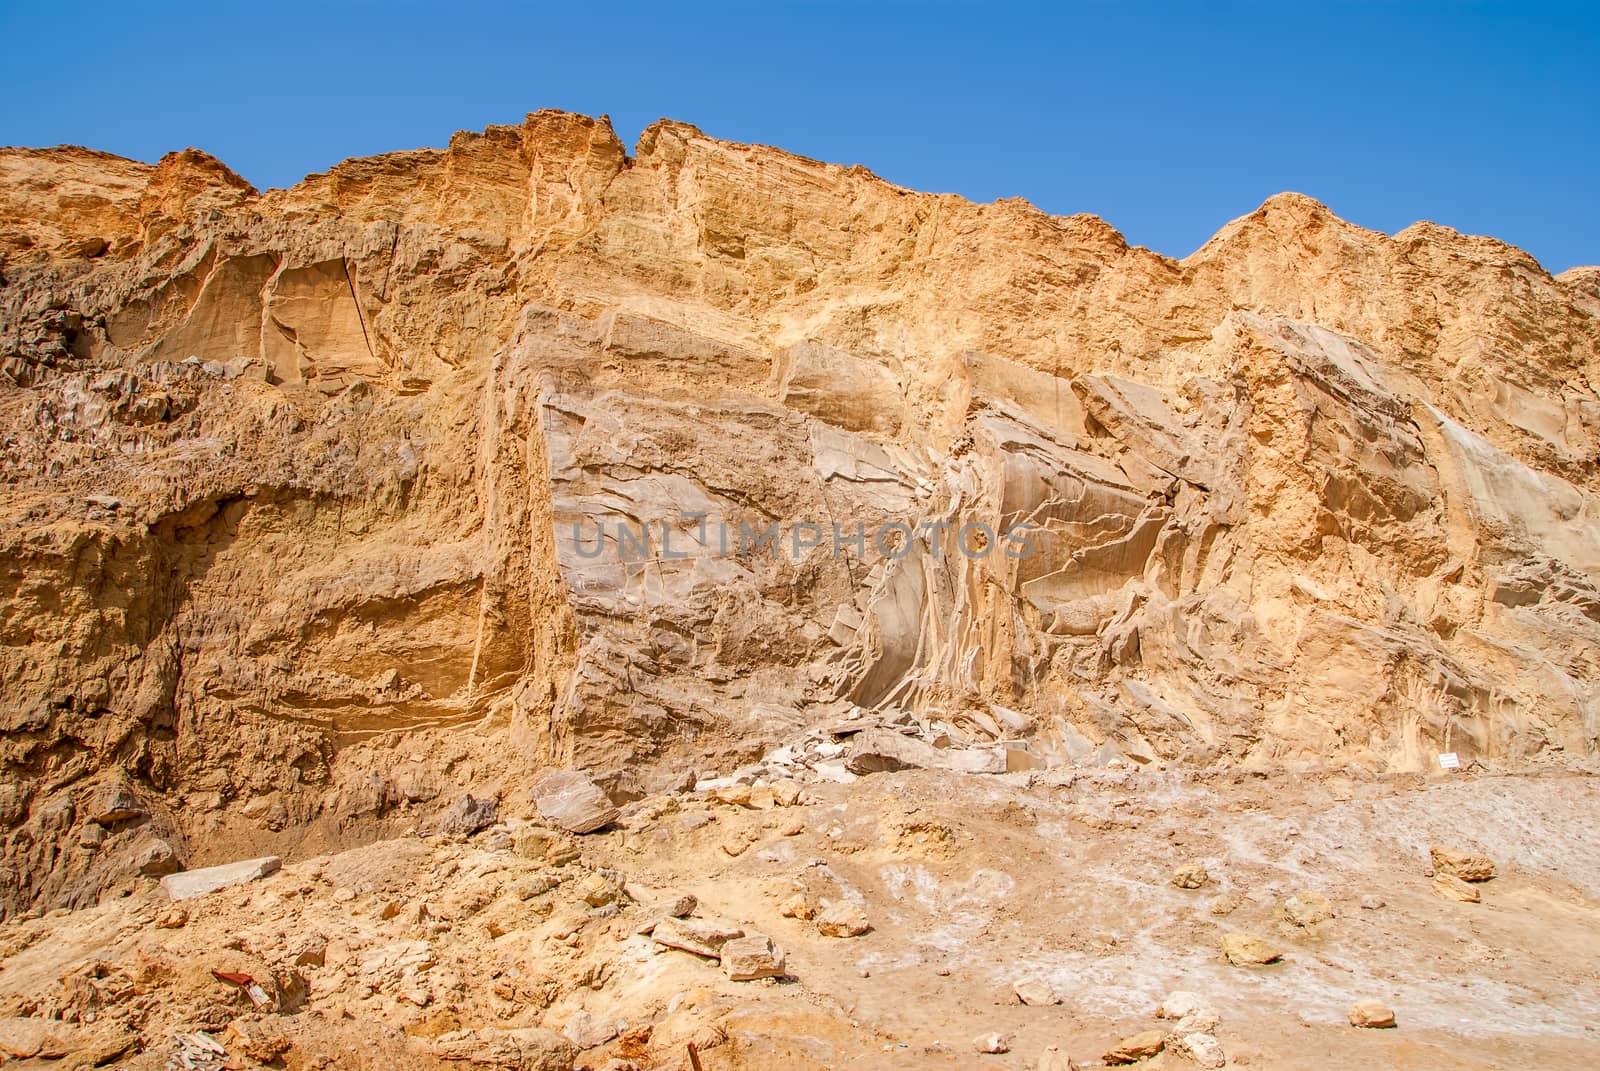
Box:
[1014,979,1062,1006]
[1282,891,1334,927]
[780,893,815,920]
[1103,1030,1166,1064]
[436,794,498,837]
[1359,894,1385,910]
[137,839,182,876]
[712,784,753,807]
[721,934,786,980]
[160,856,282,900]
[226,1019,292,1063]
[166,1031,227,1071]
[1430,846,1496,882]
[1207,891,1246,916]
[575,872,624,908]
[1220,932,1283,966]
[1156,991,1211,1020]
[157,906,189,929]
[1171,1008,1222,1036]
[817,901,871,938]
[772,780,802,807]
[1432,874,1481,903]
[651,893,697,919]
[652,916,745,958]
[514,826,580,865]
[290,934,328,968]
[1349,1000,1397,1028]
[532,772,619,834]
[1170,863,1210,889]
[720,832,754,857]
[1168,1031,1226,1068]
[1036,1045,1077,1071]
[88,779,144,825]
[974,1032,1012,1054]
[810,762,858,783]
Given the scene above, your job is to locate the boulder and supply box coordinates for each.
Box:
[160,855,281,900]
[574,872,624,907]
[780,893,815,920]
[652,916,744,958]
[513,825,579,864]
[532,772,619,834]
[1170,863,1210,889]
[1103,1030,1166,1064]
[845,728,944,774]
[1433,874,1481,903]
[721,934,786,980]
[974,1032,1012,1054]
[1167,1031,1225,1068]
[1282,891,1334,927]
[1156,991,1212,1020]
[1220,931,1283,966]
[817,901,871,937]
[436,794,498,837]
[844,728,1005,775]
[1207,891,1246,916]
[87,779,144,825]
[1013,979,1062,1006]
[136,839,182,876]
[1430,845,1496,882]
[1349,1000,1397,1028]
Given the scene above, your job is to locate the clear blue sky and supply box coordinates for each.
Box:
[2,2,1595,272]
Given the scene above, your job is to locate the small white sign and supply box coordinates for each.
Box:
[1438,752,1461,770]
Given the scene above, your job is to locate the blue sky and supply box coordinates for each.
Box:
[2,2,1595,272]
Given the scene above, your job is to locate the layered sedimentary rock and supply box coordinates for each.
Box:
[2,111,1598,917]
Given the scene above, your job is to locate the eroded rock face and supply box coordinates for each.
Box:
[2,110,1599,918]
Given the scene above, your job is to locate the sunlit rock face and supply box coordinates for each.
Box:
[2,111,1598,915]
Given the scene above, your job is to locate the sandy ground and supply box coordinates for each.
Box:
[2,765,1598,1070]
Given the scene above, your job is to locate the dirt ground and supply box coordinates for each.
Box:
[2,764,1598,1070]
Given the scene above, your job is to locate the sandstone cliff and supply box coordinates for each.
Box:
[2,110,1598,919]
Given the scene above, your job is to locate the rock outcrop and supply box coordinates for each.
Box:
[2,109,1598,920]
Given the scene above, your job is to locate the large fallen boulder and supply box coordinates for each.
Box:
[160,856,281,901]
[721,933,786,980]
[531,772,619,834]
[652,916,745,958]
[436,793,498,837]
[844,728,1005,776]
